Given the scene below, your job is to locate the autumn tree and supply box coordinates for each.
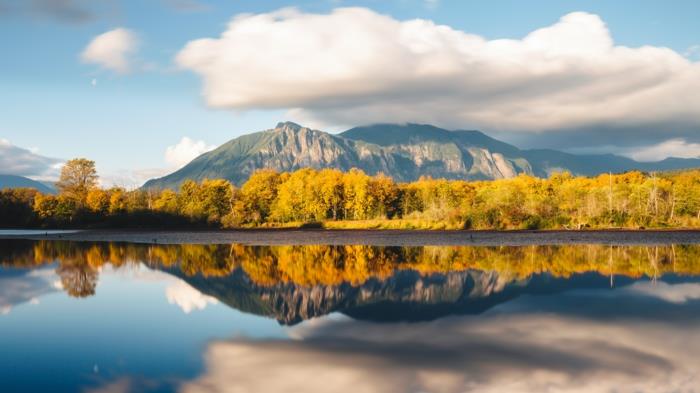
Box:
[199,179,234,223]
[272,168,327,222]
[108,187,128,214]
[56,158,99,204]
[317,169,344,220]
[234,169,283,224]
[33,194,59,219]
[0,188,38,226]
[153,189,179,214]
[86,188,110,214]
[342,168,374,220]
[369,173,399,218]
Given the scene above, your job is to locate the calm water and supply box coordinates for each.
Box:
[2,240,700,392]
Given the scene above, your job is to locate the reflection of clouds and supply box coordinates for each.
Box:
[103,265,219,314]
[181,289,700,393]
[626,281,700,304]
[84,378,132,393]
[0,266,58,315]
[166,280,218,314]
[103,264,175,282]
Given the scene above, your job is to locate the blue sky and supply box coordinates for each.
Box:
[1,0,699,186]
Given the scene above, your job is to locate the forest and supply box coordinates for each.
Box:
[2,158,700,230]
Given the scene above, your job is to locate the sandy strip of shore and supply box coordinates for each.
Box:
[2,229,700,246]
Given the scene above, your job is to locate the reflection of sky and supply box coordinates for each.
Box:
[182,281,700,393]
[0,264,287,393]
[0,265,58,315]
[4,261,700,393]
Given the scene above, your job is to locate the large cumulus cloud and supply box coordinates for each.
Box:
[176,8,700,145]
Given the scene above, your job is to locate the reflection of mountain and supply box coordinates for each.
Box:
[167,267,641,325]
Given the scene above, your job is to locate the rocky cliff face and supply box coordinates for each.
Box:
[143,122,533,188]
[142,121,700,189]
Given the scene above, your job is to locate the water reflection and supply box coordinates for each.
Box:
[3,240,700,392]
[184,294,700,393]
[2,240,700,323]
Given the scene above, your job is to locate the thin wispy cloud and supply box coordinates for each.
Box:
[163,0,210,12]
[685,44,700,60]
[30,0,94,23]
[0,0,99,24]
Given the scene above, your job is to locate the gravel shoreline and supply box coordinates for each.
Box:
[2,228,700,246]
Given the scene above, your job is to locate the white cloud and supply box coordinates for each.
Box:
[0,138,63,179]
[166,280,218,314]
[84,377,132,393]
[176,8,700,135]
[627,138,700,162]
[164,137,215,168]
[97,137,215,189]
[81,28,138,73]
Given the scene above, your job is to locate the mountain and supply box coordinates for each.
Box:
[143,122,700,189]
[0,174,55,194]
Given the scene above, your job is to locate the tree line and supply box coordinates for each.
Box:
[2,157,700,229]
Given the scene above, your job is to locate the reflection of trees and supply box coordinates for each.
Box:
[56,263,98,298]
[4,240,700,295]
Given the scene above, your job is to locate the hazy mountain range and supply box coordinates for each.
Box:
[0,174,55,194]
[144,122,700,189]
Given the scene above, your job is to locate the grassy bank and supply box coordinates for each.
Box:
[240,219,698,231]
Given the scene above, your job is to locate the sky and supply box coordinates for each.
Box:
[1,0,699,187]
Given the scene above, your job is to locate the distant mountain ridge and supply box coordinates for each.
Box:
[0,174,55,194]
[143,122,700,189]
